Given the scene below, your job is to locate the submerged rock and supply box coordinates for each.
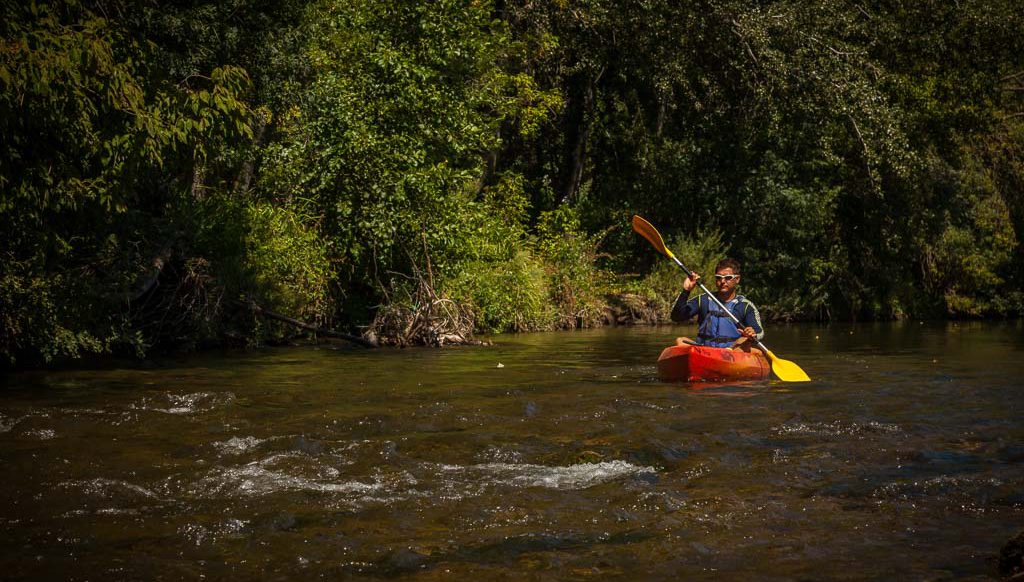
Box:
[382,548,430,573]
[1000,530,1024,578]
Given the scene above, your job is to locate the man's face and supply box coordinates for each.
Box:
[714,267,740,293]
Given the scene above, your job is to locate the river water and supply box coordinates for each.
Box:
[1,322,1022,580]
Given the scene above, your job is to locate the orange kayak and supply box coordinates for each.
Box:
[657,343,770,382]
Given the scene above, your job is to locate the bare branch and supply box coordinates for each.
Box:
[247,299,377,348]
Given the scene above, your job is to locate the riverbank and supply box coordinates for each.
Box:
[6,285,1020,376]
[4,1,1023,374]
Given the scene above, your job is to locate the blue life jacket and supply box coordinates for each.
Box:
[670,293,764,348]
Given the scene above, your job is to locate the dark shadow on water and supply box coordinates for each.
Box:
[339,529,655,577]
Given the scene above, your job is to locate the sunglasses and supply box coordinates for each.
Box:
[714,274,740,282]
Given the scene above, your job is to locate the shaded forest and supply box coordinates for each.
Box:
[2,0,1023,365]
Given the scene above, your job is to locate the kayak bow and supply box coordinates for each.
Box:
[657,344,771,382]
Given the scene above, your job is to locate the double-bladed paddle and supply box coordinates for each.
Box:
[631,215,811,382]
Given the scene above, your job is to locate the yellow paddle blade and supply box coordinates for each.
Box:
[765,350,811,382]
[631,215,675,259]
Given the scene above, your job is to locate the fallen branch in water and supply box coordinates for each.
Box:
[246,299,377,348]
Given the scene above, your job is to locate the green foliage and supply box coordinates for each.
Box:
[3,0,1023,365]
[0,268,104,365]
[257,0,564,331]
[180,194,333,342]
[262,0,541,269]
[503,0,1024,321]
[1,1,257,364]
[735,157,842,320]
[444,203,616,334]
[436,176,553,334]
[923,155,1022,317]
[635,228,728,318]
[535,206,612,327]
[448,249,551,334]
[0,2,253,219]
[244,203,333,322]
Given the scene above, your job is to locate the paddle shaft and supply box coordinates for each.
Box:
[667,254,771,354]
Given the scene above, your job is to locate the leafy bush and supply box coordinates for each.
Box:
[926,167,1020,317]
[0,270,102,366]
[632,228,728,319]
[244,203,333,323]
[448,250,552,334]
[180,194,333,342]
[536,206,613,328]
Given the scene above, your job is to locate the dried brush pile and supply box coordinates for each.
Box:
[365,275,483,347]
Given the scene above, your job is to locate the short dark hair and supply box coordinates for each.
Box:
[715,258,741,274]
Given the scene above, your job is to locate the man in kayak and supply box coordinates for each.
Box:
[670,258,764,351]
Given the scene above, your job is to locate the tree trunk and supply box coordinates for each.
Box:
[233,113,269,197]
[560,68,603,204]
[191,162,205,199]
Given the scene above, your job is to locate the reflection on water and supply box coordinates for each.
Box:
[1,321,1023,580]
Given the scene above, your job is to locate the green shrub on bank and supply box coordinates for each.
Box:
[0,270,104,365]
[440,174,550,333]
[630,228,728,319]
[928,174,1021,317]
[536,206,613,328]
[181,194,333,343]
[448,250,552,334]
[244,203,333,324]
[444,201,616,334]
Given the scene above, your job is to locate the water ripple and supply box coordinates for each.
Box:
[57,477,162,514]
[24,428,57,440]
[872,474,1006,507]
[436,460,656,490]
[212,436,269,455]
[773,420,902,438]
[0,413,16,433]
[66,477,160,498]
[182,454,415,503]
[178,519,249,546]
[172,456,655,511]
[131,391,235,415]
